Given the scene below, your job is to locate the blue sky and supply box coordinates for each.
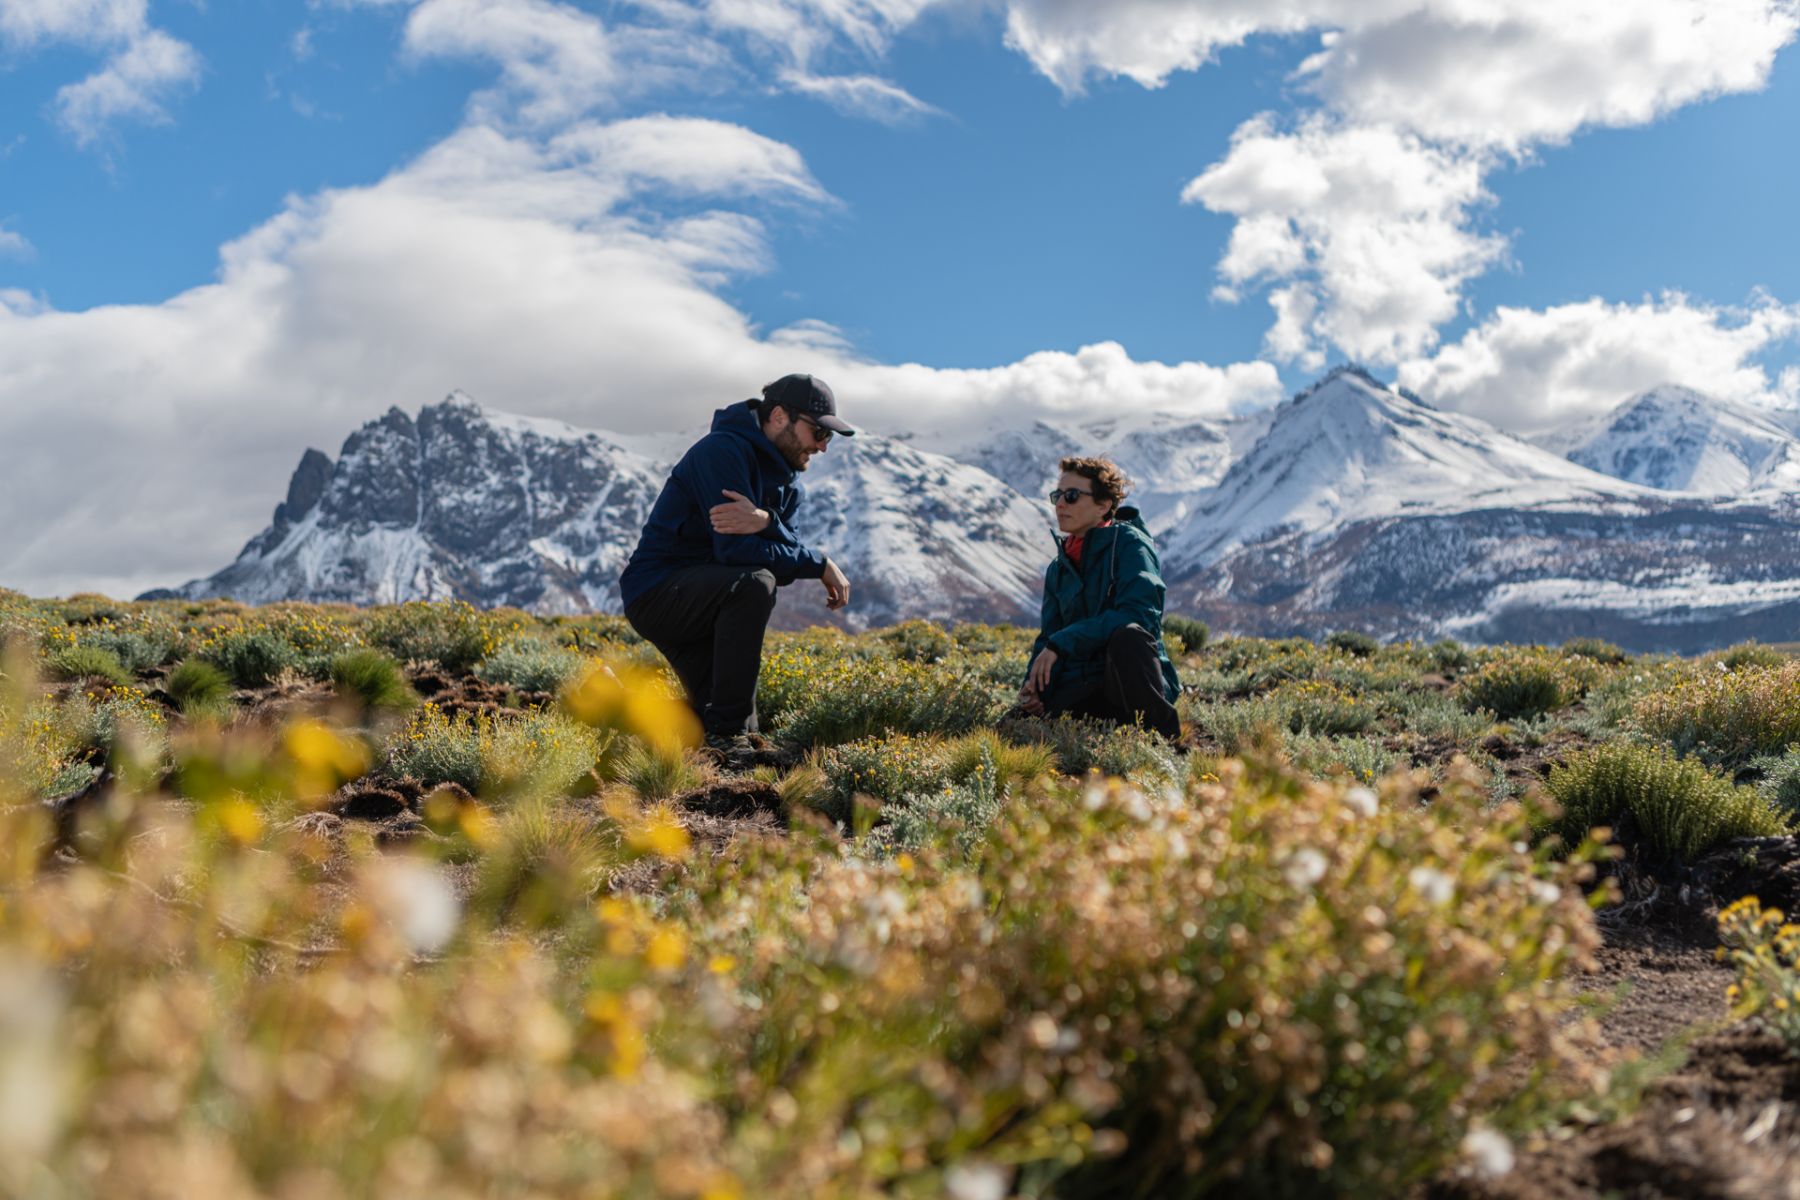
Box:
[3,0,1799,595]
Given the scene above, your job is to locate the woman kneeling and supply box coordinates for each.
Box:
[1018,456,1182,740]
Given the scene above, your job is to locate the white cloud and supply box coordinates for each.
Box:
[54,28,201,146]
[0,0,145,46]
[0,110,1275,597]
[0,225,30,259]
[1399,292,1800,433]
[1299,0,1800,151]
[1185,114,1504,363]
[0,0,202,146]
[985,2,1800,366]
[778,69,940,123]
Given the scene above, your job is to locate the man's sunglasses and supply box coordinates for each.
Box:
[794,414,833,443]
[1048,487,1096,504]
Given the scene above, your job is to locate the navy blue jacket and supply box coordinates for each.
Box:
[1029,507,1181,704]
[619,400,828,609]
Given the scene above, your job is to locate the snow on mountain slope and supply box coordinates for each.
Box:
[932,408,1271,533]
[1542,384,1800,494]
[1163,366,1648,573]
[154,393,1056,627]
[780,434,1054,628]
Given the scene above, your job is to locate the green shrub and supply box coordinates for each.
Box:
[1326,629,1380,658]
[1718,641,1788,670]
[687,764,1606,1198]
[612,740,708,801]
[367,600,488,671]
[329,649,416,711]
[1545,741,1787,860]
[1561,637,1627,665]
[45,644,132,686]
[1289,733,1404,784]
[761,653,1005,747]
[472,798,616,925]
[388,704,602,797]
[1163,614,1209,655]
[823,732,951,823]
[1456,652,1578,720]
[206,629,299,688]
[1002,714,1181,786]
[876,619,958,663]
[477,639,587,694]
[165,659,233,719]
[882,742,1005,857]
[1752,749,1800,817]
[1428,638,1471,672]
[89,629,174,673]
[1392,691,1492,747]
[1632,660,1800,768]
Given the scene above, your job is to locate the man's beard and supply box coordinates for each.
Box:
[772,425,812,471]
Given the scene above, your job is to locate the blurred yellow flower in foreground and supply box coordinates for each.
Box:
[628,812,691,861]
[283,720,370,800]
[563,663,700,754]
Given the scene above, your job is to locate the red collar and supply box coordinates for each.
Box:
[1065,519,1112,566]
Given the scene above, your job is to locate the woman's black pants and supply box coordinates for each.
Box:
[1044,623,1182,740]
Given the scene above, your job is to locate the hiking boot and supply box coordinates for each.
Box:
[703,731,761,771]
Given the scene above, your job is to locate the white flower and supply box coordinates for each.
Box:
[1342,786,1378,819]
[367,858,461,953]
[1409,866,1455,906]
[0,956,68,1158]
[1285,847,1329,890]
[944,1162,1008,1200]
[1529,880,1561,906]
[1461,1125,1515,1178]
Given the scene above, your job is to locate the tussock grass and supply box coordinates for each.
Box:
[329,648,416,711]
[1546,741,1787,860]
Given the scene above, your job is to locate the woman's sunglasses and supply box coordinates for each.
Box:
[1048,487,1096,504]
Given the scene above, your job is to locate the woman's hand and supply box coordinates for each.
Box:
[710,489,771,535]
[1025,647,1058,696]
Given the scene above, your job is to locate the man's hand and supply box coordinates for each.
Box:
[710,489,771,535]
[1026,647,1058,696]
[822,557,851,611]
[1015,681,1046,716]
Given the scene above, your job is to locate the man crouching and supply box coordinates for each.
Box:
[619,374,854,759]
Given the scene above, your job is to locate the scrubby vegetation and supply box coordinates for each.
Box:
[1,595,1797,1196]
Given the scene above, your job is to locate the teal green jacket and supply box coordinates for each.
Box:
[1029,506,1181,703]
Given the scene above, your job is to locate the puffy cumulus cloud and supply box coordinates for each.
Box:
[986,2,1799,367]
[1398,293,1800,433]
[0,111,1273,597]
[849,343,1279,433]
[1299,0,1800,151]
[0,0,201,146]
[53,27,200,146]
[1186,115,1504,363]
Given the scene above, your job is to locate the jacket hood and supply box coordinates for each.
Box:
[711,399,795,482]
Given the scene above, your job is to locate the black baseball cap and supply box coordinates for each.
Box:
[762,373,855,436]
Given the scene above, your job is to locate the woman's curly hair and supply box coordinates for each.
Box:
[1058,456,1132,516]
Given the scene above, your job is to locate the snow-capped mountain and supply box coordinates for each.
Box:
[1162,366,1646,573]
[1160,368,1800,650]
[1539,384,1800,494]
[148,372,1800,651]
[153,393,1055,630]
[936,408,1271,533]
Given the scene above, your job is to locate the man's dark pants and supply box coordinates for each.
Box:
[1044,624,1182,740]
[624,565,778,737]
